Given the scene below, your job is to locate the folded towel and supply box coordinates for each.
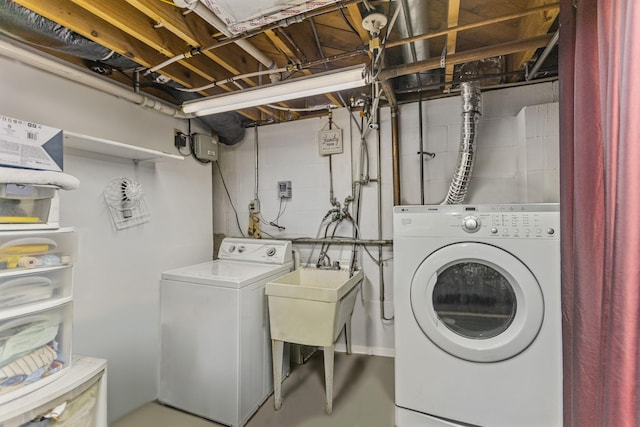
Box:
[0,167,79,190]
[0,344,56,380]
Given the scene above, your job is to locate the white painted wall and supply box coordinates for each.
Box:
[0,56,213,423]
[0,46,561,420]
[213,82,560,356]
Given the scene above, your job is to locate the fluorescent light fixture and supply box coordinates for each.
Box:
[182,65,368,116]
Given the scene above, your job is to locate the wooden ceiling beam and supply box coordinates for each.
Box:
[12,0,263,120]
[263,29,341,108]
[65,0,237,88]
[379,33,554,81]
[125,0,262,87]
[385,3,559,49]
[346,4,371,47]
[509,0,559,72]
[10,0,220,96]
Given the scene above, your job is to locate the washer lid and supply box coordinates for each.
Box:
[161,260,291,288]
[410,242,544,362]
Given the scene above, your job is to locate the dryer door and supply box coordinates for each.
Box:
[410,242,544,362]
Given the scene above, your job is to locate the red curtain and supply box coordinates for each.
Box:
[560,0,640,425]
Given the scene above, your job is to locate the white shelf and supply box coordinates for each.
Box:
[63,131,183,162]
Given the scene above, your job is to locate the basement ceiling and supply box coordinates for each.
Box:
[0,0,559,133]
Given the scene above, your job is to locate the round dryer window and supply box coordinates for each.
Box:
[410,242,544,362]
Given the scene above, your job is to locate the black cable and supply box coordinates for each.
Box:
[261,198,288,231]
[214,162,246,237]
[339,7,361,37]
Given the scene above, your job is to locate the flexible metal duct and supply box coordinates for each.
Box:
[0,0,246,145]
[442,81,481,204]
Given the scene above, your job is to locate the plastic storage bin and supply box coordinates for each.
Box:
[0,266,73,310]
[0,356,107,427]
[0,185,57,225]
[0,301,73,404]
[0,229,76,272]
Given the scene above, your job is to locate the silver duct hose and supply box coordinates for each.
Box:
[442,81,482,204]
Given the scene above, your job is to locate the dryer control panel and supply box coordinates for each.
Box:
[394,204,559,239]
[218,238,293,264]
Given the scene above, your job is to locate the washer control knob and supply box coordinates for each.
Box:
[462,216,480,233]
[228,245,236,253]
[490,227,498,234]
[547,228,555,235]
[266,247,276,257]
[238,245,246,253]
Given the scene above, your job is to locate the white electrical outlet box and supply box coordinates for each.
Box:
[249,199,260,213]
[278,181,292,198]
[193,133,218,161]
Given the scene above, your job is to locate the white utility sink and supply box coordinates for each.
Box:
[266,267,364,414]
[266,268,363,346]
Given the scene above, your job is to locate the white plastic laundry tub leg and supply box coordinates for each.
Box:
[323,345,334,414]
[272,339,284,410]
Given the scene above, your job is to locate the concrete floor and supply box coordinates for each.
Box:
[112,352,395,427]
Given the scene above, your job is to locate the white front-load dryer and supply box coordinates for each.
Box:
[393,204,562,427]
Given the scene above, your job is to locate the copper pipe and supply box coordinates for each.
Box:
[391,106,401,205]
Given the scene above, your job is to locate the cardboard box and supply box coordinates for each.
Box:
[0,115,63,171]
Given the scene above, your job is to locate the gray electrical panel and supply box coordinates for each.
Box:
[193,134,218,161]
[278,181,292,198]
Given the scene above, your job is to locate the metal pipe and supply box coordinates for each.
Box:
[291,238,392,245]
[0,36,189,119]
[376,108,392,320]
[384,3,559,50]
[418,92,424,204]
[168,0,362,66]
[173,0,277,75]
[396,0,430,88]
[391,106,401,205]
[527,30,559,80]
[379,34,554,82]
[254,125,259,200]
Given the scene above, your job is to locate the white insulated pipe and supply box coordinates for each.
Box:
[0,37,189,119]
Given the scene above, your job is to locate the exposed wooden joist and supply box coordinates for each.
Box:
[346,4,372,46]
[125,0,262,86]
[264,29,341,108]
[379,33,554,81]
[65,0,237,90]
[10,0,218,96]
[509,0,559,72]
[385,3,559,49]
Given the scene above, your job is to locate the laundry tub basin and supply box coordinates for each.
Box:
[266,268,363,347]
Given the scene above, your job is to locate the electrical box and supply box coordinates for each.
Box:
[193,133,218,161]
[249,199,260,214]
[278,181,292,199]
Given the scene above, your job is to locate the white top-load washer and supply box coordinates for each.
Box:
[158,238,293,427]
[393,204,562,427]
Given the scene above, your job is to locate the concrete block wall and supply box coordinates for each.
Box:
[213,81,560,356]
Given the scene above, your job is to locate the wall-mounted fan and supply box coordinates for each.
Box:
[103,177,150,230]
